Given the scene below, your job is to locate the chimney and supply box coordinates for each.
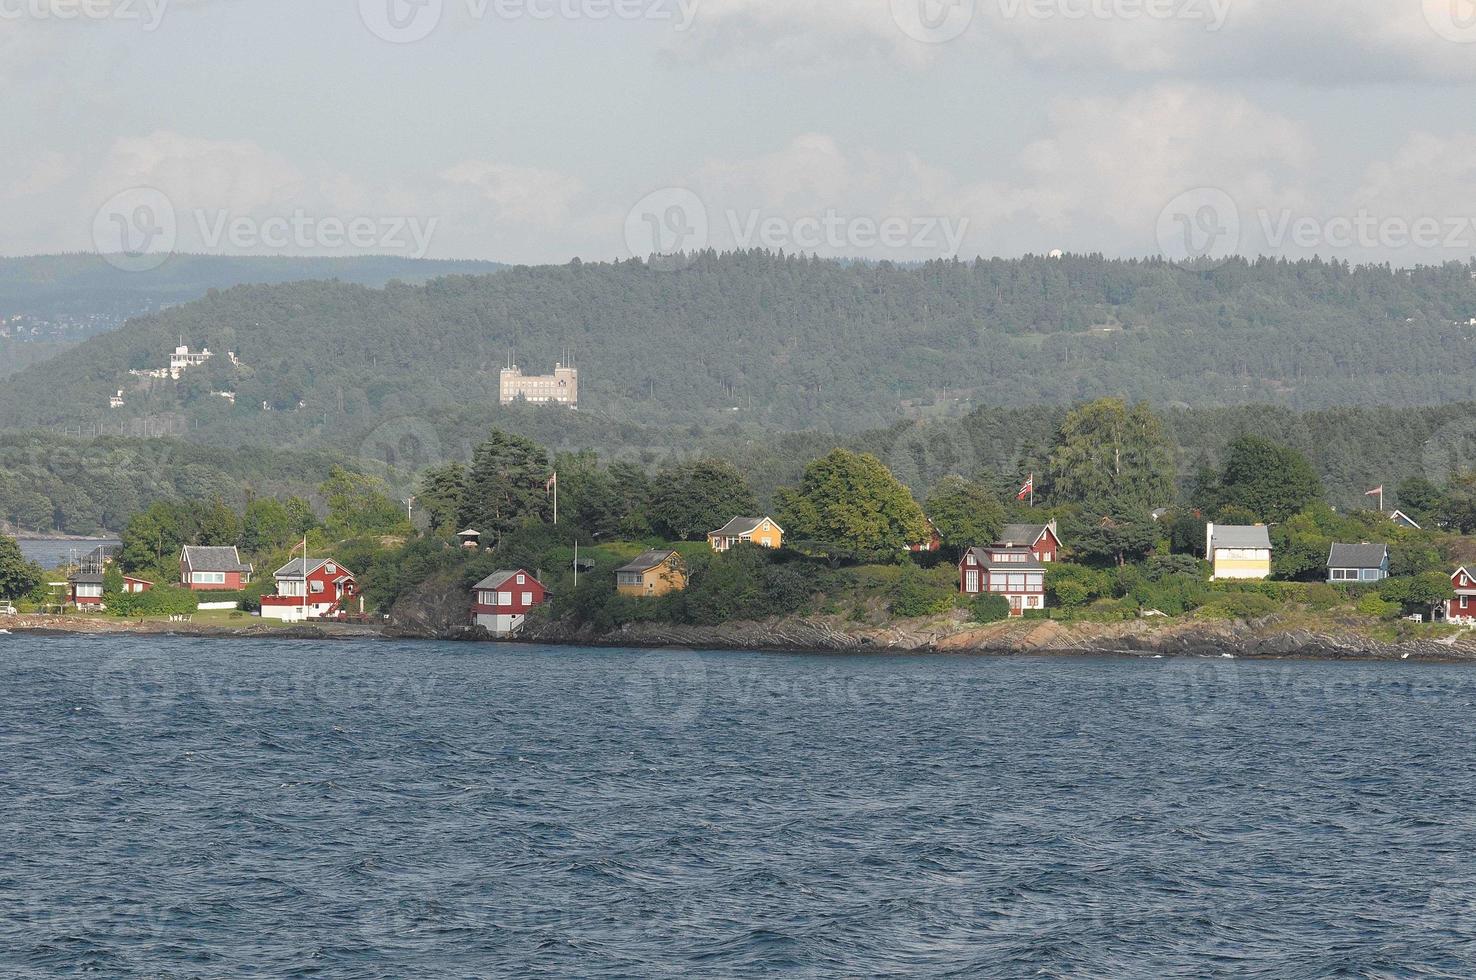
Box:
[1205,522,1215,559]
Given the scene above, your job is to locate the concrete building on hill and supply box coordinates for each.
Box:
[499,360,578,407]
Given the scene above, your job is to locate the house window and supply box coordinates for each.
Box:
[325,563,336,574]
[1462,598,1469,610]
[75,584,103,598]
[498,591,513,606]
[311,581,325,594]
[516,574,525,584]
[192,571,226,585]
[522,592,533,605]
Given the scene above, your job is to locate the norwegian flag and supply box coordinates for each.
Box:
[1017,475,1035,501]
[1365,486,1384,497]
[546,472,558,492]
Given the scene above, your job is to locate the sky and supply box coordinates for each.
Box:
[4,0,1476,266]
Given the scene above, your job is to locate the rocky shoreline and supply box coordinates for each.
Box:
[6,611,1476,664]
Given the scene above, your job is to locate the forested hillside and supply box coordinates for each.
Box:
[0,253,505,378]
[2,252,1476,443]
[0,434,366,535]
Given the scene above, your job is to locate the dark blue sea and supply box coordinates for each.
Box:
[4,635,1476,977]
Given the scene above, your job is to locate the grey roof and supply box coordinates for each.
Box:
[274,557,349,579]
[1210,525,1272,550]
[1327,543,1389,569]
[69,572,105,585]
[180,546,252,573]
[473,569,539,590]
[998,524,1048,546]
[963,546,1046,572]
[710,516,778,537]
[617,550,682,574]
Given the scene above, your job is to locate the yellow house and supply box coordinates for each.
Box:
[708,516,784,552]
[1207,523,1273,581]
[616,550,688,597]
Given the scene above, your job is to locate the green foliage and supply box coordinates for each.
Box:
[416,462,467,535]
[646,459,757,541]
[1304,584,1343,611]
[777,449,927,561]
[241,498,293,554]
[0,434,351,535]
[1046,399,1175,512]
[1200,592,1279,621]
[889,564,956,619]
[1046,563,1113,608]
[0,534,43,600]
[1379,572,1455,614]
[970,593,1012,624]
[1211,436,1324,523]
[924,476,1004,554]
[1357,592,1402,620]
[108,584,200,618]
[678,545,813,625]
[1069,515,1158,567]
[458,430,553,541]
[322,467,410,538]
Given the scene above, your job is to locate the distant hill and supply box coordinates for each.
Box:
[3,251,1476,446]
[0,253,505,377]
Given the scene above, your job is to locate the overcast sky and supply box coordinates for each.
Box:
[5,0,1476,266]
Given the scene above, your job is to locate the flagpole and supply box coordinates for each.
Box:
[1030,473,1035,509]
[302,533,308,623]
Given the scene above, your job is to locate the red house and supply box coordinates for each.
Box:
[180,546,253,591]
[997,521,1061,563]
[122,576,153,594]
[260,558,360,622]
[68,571,106,609]
[1449,567,1476,624]
[472,569,548,636]
[908,519,943,553]
[960,545,1047,617]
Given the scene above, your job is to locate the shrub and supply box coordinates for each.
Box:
[970,594,1011,624]
[108,585,200,618]
[889,565,955,619]
[1046,564,1113,608]
[1304,583,1343,611]
[1357,593,1401,620]
[1201,592,1278,621]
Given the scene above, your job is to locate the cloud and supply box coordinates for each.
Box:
[661,86,1309,259]
[674,0,1476,83]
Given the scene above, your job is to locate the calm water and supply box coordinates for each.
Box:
[16,539,120,570]
[3,635,1476,977]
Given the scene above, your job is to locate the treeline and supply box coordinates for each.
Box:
[0,434,370,535]
[5,251,1476,444]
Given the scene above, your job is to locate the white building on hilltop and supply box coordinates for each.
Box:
[499,360,578,407]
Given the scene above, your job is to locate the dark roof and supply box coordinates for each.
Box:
[998,524,1051,547]
[473,569,540,591]
[274,557,350,579]
[963,546,1046,572]
[1328,543,1389,569]
[69,572,105,585]
[1210,525,1272,550]
[710,516,775,537]
[181,546,252,573]
[617,550,682,574]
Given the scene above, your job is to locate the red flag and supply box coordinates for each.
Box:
[1364,486,1384,497]
[1017,475,1034,501]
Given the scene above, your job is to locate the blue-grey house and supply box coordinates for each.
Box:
[1327,543,1390,584]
